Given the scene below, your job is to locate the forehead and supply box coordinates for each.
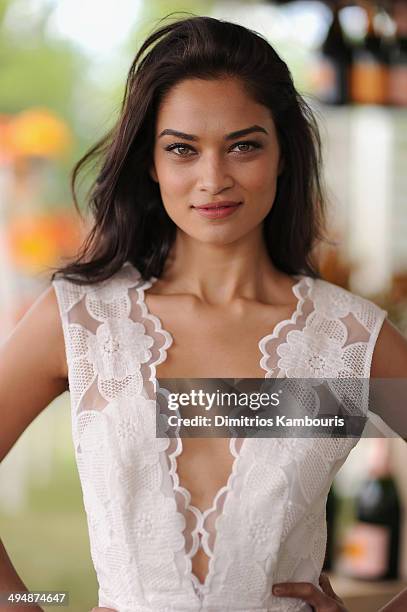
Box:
[155,77,273,133]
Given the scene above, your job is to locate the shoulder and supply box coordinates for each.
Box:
[371,318,407,378]
[51,261,145,312]
[50,262,147,376]
[2,284,69,383]
[310,277,407,377]
[310,277,387,330]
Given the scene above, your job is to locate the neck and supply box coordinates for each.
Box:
[158,226,288,306]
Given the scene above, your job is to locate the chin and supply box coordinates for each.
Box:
[192,229,249,246]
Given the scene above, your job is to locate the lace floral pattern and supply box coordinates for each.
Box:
[125,492,186,565]
[52,262,388,611]
[277,327,345,377]
[87,318,153,380]
[311,280,356,319]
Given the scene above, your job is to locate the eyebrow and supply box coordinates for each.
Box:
[158,125,269,141]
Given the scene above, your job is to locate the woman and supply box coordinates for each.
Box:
[1,14,406,612]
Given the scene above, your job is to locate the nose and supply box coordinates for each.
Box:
[197,152,234,194]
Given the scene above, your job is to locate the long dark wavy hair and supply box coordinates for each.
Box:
[51,13,328,285]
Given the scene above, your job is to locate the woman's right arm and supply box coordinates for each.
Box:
[0,285,69,611]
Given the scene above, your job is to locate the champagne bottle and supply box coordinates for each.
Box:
[316,2,352,105]
[338,439,401,580]
[350,2,389,105]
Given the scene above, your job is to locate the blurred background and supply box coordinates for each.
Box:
[0,0,406,610]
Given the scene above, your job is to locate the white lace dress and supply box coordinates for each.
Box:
[52,262,387,612]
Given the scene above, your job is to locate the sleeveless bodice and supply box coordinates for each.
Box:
[52,262,387,612]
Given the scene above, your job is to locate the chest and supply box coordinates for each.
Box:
[144,293,300,379]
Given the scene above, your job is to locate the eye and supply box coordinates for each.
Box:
[164,143,194,157]
[231,140,262,153]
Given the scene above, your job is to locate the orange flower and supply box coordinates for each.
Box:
[9,108,72,158]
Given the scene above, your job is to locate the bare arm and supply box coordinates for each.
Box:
[370,319,407,610]
[0,285,68,611]
[378,588,407,612]
[370,318,407,441]
[371,318,407,379]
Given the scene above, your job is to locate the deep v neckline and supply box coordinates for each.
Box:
[140,272,309,377]
[134,270,311,600]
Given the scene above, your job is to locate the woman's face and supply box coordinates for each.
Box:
[150,77,283,246]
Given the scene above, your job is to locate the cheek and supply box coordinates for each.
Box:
[155,160,191,195]
[243,157,279,193]
[155,166,191,221]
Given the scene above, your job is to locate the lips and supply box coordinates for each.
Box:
[192,202,242,219]
[193,201,242,209]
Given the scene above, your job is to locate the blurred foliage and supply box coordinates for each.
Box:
[130,0,215,43]
[0,0,87,153]
[0,399,98,611]
[1,490,97,611]
[2,512,97,612]
[109,0,216,106]
[0,0,217,137]
[0,0,91,212]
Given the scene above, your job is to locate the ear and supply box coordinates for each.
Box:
[149,162,158,183]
